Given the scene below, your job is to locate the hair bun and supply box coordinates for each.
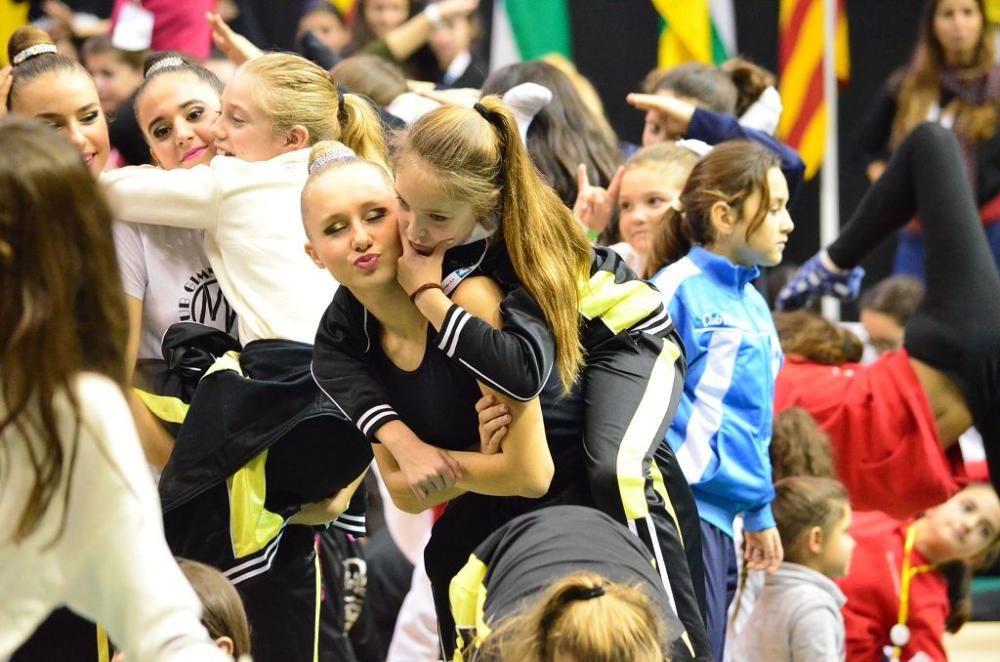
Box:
[8,26,57,66]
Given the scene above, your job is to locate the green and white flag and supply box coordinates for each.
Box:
[489,0,573,70]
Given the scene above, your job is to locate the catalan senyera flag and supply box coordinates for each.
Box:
[777,0,850,180]
[652,0,736,69]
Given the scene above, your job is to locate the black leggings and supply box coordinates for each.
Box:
[827,123,1000,479]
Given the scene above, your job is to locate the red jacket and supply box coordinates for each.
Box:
[775,349,962,518]
[837,512,949,661]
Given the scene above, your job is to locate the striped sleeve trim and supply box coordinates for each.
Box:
[437,304,473,358]
[357,404,400,439]
[331,512,367,536]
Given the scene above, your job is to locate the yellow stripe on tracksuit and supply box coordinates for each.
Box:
[449,555,491,661]
[579,270,663,334]
[615,339,682,522]
[227,449,286,559]
[133,388,190,423]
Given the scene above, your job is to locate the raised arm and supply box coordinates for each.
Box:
[101,164,222,232]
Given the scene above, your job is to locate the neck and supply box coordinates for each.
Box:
[352,281,426,338]
[912,518,946,565]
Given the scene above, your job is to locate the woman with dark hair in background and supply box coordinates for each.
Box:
[0,115,227,662]
[858,0,1000,277]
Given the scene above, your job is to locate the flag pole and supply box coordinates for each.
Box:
[820,0,841,321]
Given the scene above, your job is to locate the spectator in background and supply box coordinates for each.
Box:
[858,0,1000,278]
[81,35,148,165]
[859,275,924,357]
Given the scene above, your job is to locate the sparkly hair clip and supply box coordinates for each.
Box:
[12,43,58,66]
[308,145,357,175]
[146,56,187,77]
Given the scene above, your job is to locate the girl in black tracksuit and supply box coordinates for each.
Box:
[310,99,711,660]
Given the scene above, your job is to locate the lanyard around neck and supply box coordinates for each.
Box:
[888,523,936,660]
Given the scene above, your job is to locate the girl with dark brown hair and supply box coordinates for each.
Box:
[0,117,226,661]
[647,140,795,660]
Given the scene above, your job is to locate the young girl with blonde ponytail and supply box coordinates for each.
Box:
[312,97,711,659]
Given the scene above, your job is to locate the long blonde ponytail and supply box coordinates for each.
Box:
[395,97,590,392]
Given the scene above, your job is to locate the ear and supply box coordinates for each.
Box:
[806,525,824,556]
[214,636,234,656]
[304,241,325,269]
[284,124,310,150]
[708,200,735,236]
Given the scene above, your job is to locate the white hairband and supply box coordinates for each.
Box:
[675,138,713,157]
[308,145,357,175]
[669,199,684,213]
[12,43,58,66]
[146,56,187,77]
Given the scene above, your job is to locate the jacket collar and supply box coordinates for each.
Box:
[767,562,847,608]
[688,245,760,290]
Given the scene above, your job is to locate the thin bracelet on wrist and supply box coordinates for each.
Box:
[409,282,443,303]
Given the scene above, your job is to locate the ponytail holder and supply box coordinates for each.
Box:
[12,43,58,65]
[336,88,348,127]
[669,199,684,213]
[146,56,186,77]
[569,585,605,601]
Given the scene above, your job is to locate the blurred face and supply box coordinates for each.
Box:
[642,89,697,146]
[860,308,905,356]
[933,0,983,64]
[83,51,143,115]
[727,167,794,267]
[618,167,682,257]
[817,506,855,579]
[300,9,352,53]
[394,157,480,255]
[919,485,1000,563]
[303,163,402,289]
[429,15,475,68]
[137,73,221,170]
[212,71,285,162]
[365,0,409,39]
[12,70,110,176]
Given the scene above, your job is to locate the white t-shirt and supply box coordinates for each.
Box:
[114,222,237,360]
[102,149,339,345]
[0,373,227,661]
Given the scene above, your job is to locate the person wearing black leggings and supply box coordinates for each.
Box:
[778,122,1000,491]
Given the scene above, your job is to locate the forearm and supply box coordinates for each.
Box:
[127,392,174,470]
[449,448,551,498]
[101,166,219,231]
[289,468,368,526]
[382,12,436,61]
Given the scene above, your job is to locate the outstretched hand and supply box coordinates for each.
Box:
[573,163,623,235]
[206,11,262,65]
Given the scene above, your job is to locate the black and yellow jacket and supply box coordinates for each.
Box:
[449,505,684,660]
